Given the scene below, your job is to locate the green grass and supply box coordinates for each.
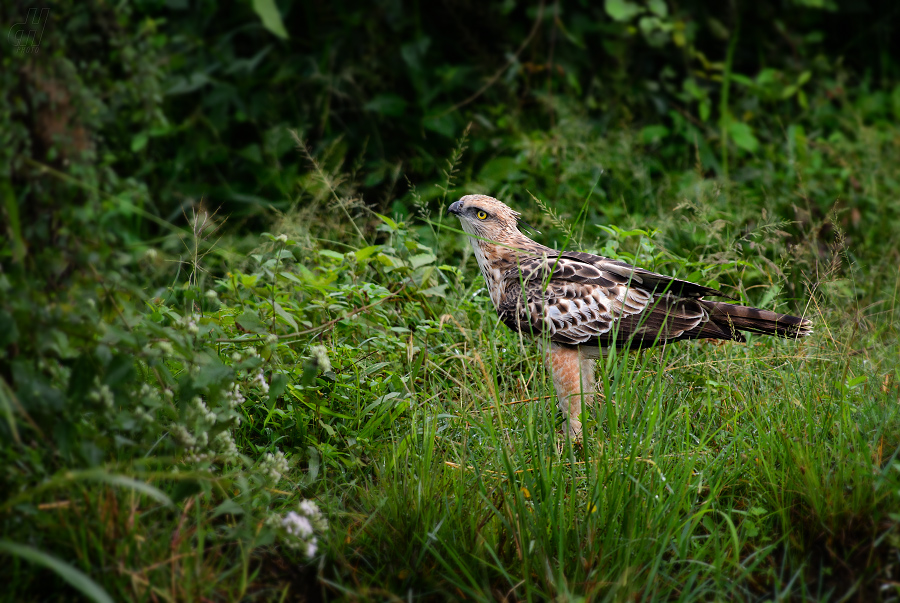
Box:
[317,291,899,601]
[3,110,900,601]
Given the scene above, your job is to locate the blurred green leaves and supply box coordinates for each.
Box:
[605,0,642,22]
[725,121,759,153]
[251,0,288,39]
[0,542,113,603]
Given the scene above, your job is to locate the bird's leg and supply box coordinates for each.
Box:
[545,343,596,441]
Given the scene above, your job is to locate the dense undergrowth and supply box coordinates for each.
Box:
[3,0,900,601]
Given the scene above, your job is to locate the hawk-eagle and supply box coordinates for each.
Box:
[448,194,811,439]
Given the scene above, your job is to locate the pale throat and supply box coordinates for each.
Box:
[470,239,505,307]
[459,219,538,308]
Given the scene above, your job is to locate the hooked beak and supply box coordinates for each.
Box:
[447,200,462,216]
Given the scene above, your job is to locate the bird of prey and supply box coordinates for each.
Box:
[448,194,811,439]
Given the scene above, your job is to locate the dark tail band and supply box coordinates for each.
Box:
[706,301,812,339]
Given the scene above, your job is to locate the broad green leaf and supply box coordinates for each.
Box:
[604,0,643,22]
[730,73,755,87]
[251,0,288,39]
[131,132,148,152]
[419,284,448,297]
[648,0,668,17]
[781,84,799,99]
[726,121,760,153]
[364,94,408,117]
[755,67,779,86]
[166,72,212,95]
[373,213,399,231]
[639,125,669,144]
[273,301,298,330]
[400,37,430,71]
[278,271,302,284]
[354,245,383,261]
[213,499,245,517]
[376,254,404,269]
[0,541,114,603]
[268,373,289,407]
[699,98,711,121]
[423,114,456,138]
[847,375,867,388]
[318,420,336,437]
[408,253,436,270]
[683,78,705,100]
[235,310,267,333]
[362,362,391,375]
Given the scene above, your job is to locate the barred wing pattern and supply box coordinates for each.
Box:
[496,253,750,349]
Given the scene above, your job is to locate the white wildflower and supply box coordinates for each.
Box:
[88,382,115,409]
[260,450,289,482]
[231,352,242,362]
[305,538,317,558]
[214,431,240,463]
[276,234,289,243]
[298,499,328,530]
[282,511,313,539]
[224,383,245,409]
[157,341,174,356]
[205,289,218,299]
[192,396,217,424]
[310,345,331,373]
[253,370,269,394]
[135,407,155,424]
[277,500,327,558]
[266,334,278,345]
[186,451,211,464]
[170,424,197,448]
[144,248,159,262]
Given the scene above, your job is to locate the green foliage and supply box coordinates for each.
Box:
[2,0,900,600]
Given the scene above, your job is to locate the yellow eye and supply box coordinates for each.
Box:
[476,210,488,220]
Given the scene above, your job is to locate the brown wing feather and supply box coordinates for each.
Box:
[559,251,733,299]
[495,250,810,349]
[496,254,654,345]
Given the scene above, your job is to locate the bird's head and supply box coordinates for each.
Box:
[447,194,529,247]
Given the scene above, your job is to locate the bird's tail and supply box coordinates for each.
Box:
[705,301,812,339]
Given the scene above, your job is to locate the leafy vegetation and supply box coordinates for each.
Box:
[2,0,900,600]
